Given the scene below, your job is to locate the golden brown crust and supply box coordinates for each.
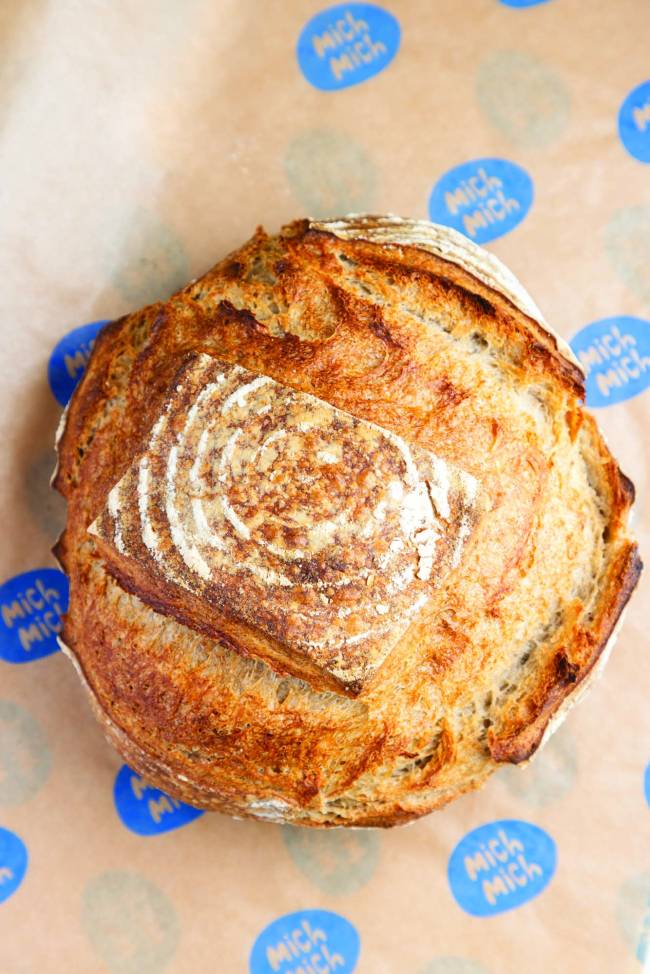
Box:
[53,215,641,827]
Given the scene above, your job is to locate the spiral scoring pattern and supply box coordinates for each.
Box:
[90,354,480,690]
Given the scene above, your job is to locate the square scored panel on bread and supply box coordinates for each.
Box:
[89,353,483,695]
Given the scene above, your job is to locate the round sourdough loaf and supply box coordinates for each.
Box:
[53,215,641,827]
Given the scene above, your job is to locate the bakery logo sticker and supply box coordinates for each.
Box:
[428,158,533,245]
[296,4,400,91]
[0,828,28,905]
[570,316,650,408]
[250,909,360,974]
[48,320,109,406]
[618,79,650,163]
[499,0,552,7]
[113,765,204,836]
[448,819,556,917]
[0,569,68,663]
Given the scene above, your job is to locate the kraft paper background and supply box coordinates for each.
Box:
[1,1,649,972]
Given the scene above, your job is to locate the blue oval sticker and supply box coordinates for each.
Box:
[618,80,650,164]
[297,4,400,91]
[250,910,360,974]
[499,0,551,7]
[448,819,556,917]
[0,569,68,663]
[644,763,650,809]
[570,316,650,407]
[113,765,204,836]
[0,828,28,904]
[428,158,533,244]
[48,320,110,406]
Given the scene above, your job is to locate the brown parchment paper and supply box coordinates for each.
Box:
[1,1,649,972]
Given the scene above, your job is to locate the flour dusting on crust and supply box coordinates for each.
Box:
[89,354,483,693]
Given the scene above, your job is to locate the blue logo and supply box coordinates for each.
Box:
[448,819,556,917]
[499,0,551,7]
[570,316,650,407]
[48,320,109,406]
[0,569,68,663]
[644,763,650,809]
[250,910,360,974]
[428,158,533,245]
[618,80,650,163]
[113,765,204,836]
[0,828,28,904]
[297,4,400,91]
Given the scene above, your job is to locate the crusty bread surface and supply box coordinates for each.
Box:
[53,215,641,827]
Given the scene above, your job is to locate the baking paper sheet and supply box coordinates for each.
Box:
[1,1,649,971]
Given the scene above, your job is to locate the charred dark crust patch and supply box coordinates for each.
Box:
[217,299,270,335]
[617,467,636,507]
